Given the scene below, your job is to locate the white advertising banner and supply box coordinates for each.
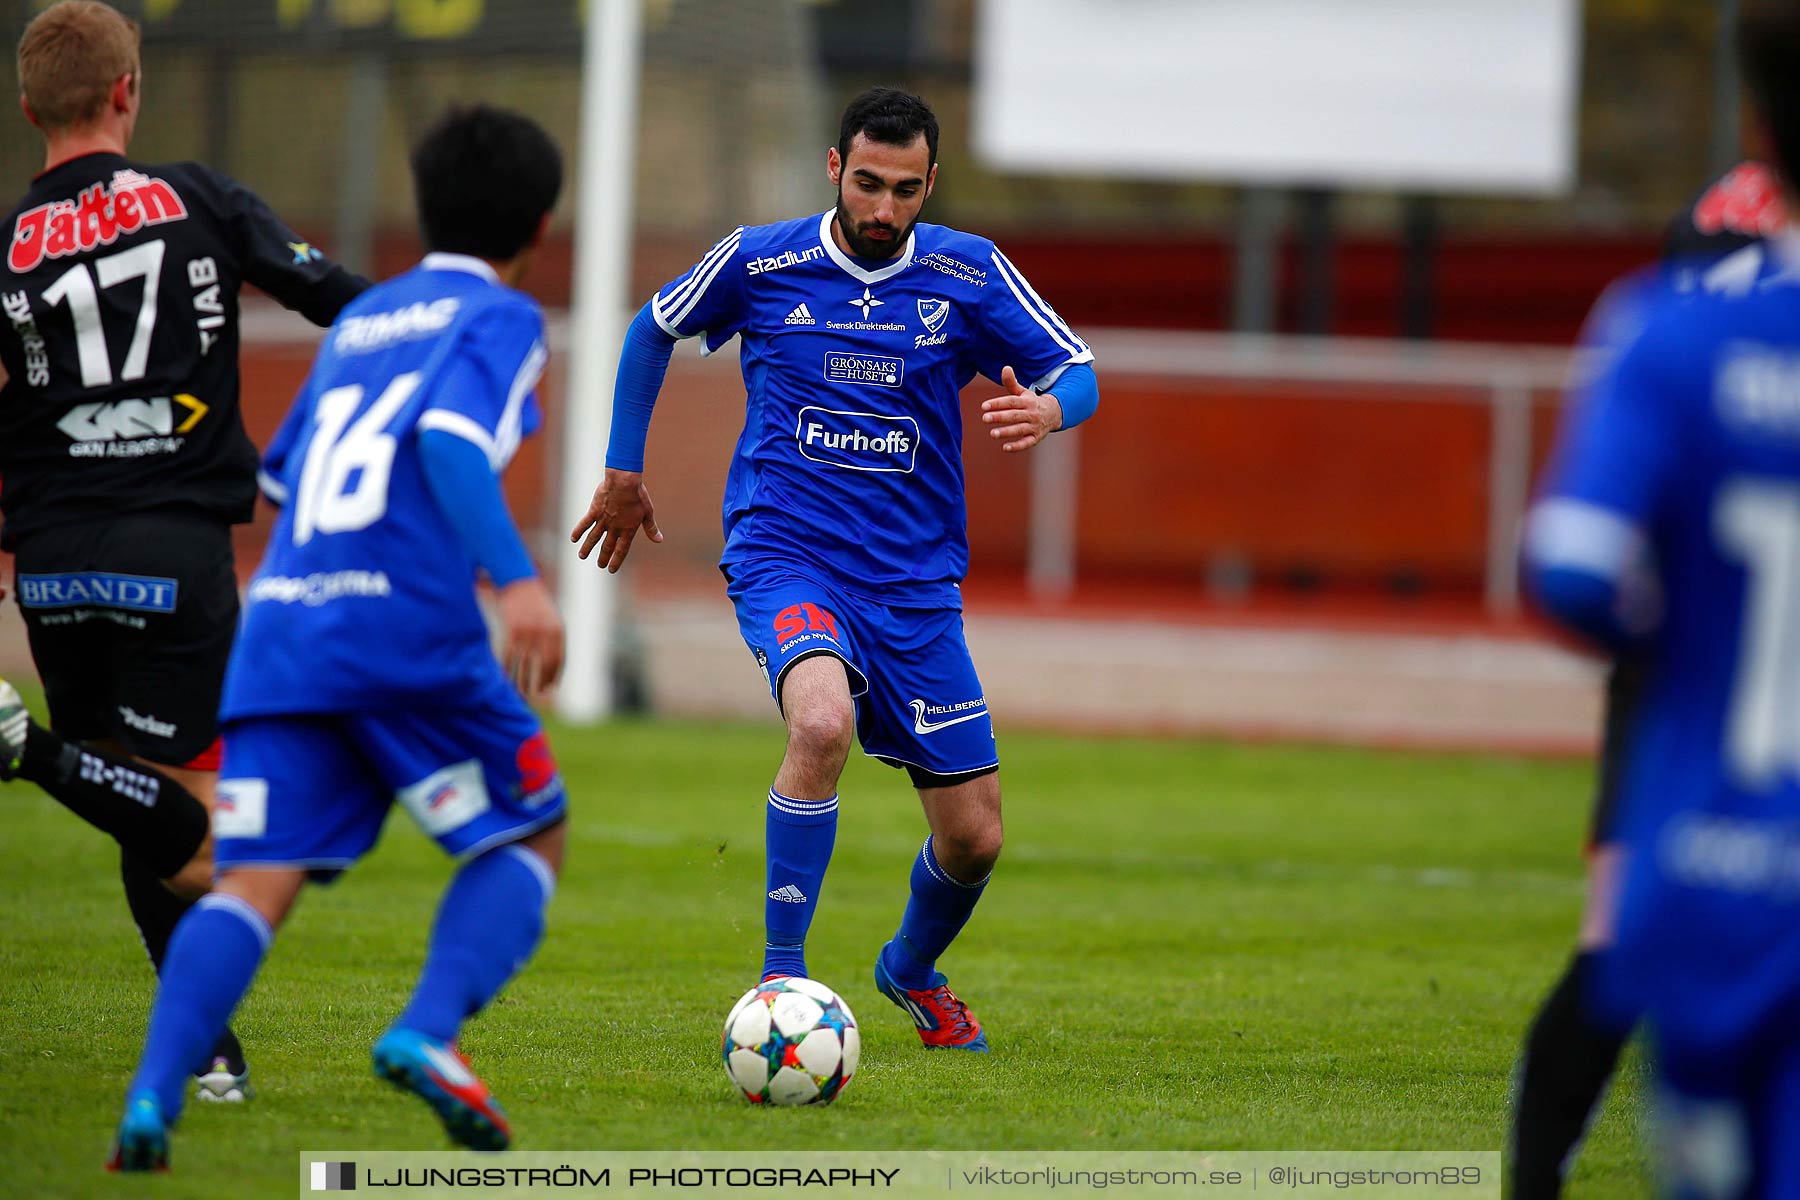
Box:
[974,0,1581,194]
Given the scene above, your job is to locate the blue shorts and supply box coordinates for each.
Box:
[726,561,998,782]
[213,688,566,877]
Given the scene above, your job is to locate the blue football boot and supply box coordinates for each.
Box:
[875,941,990,1052]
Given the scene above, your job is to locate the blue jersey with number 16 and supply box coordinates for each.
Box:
[220,255,546,719]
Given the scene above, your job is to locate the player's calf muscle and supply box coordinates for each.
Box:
[519,819,567,875]
[214,868,307,929]
[140,759,218,895]
[920,776,1003,879]
[14,724,211,880]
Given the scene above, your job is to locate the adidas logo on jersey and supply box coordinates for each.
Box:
[785,304,816,326]
[768,884,809,903]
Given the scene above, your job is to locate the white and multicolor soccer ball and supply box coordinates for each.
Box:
[721,977,860,1105]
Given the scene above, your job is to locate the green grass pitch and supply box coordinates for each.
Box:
[0,699,1651,1197]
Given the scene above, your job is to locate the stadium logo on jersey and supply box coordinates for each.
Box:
[8,171,188,274]
[797,406,918,473]
[57,394,209,456]
[333,297,460,354]
[398,760,491,837]
[213,778,269,839]
[824,353,904,388]
[747,245,826,275]
[785,303,817,326]
[17,572,178,613]
[909,697,989,736]
[1716,341,1800,439]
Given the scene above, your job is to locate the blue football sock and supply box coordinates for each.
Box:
[883,836,989,990]
[396,844,555,1042]
[128,894,272,1120]
[763,788,838,980]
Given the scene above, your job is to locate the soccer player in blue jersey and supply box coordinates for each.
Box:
[108,105,567,1170]
[572,87,1099,1052]
[1509,163,1786,1200]
[1524,5,1800,1191]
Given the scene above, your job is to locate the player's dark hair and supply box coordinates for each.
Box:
[411,104,563,261]
[1740,2,1800,189]
[837,86,938,168]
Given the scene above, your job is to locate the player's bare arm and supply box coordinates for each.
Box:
[571,467,663,573]
[980,364,1064,453]
[498,576,565,696]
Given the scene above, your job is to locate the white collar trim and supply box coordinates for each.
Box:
[421,252,501,285]
[816,210,914,284]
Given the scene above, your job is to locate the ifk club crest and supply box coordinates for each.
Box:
[917,298,951,333]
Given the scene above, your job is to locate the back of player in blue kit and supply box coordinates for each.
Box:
[1527,230,1800,1192]
[111,106,568,1172]
[223,257,546,717]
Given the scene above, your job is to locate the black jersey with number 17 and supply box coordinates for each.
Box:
[0,151,367,549]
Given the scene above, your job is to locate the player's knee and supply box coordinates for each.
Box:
[785,701,855,766]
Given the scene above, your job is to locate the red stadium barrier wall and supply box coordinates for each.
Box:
[228,350,1561,609]
[358,228,1659,345]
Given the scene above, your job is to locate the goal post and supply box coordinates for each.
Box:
[556,0,645,723]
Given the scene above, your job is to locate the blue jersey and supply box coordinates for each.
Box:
[651,212,1092,607]
[1528,238,1800,1052]
[220,254,546,718]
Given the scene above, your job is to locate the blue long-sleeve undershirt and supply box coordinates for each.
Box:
[606,303,678,473]
[1044,361,1098,429]
[418,428,537,589]
[1526,564,1633,649]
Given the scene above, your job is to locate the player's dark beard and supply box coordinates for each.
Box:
[833,191,920,260]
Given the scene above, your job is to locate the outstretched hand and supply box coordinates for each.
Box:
[497,576,564,696]
[980,365,1062,452]
[571,468,664,573]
